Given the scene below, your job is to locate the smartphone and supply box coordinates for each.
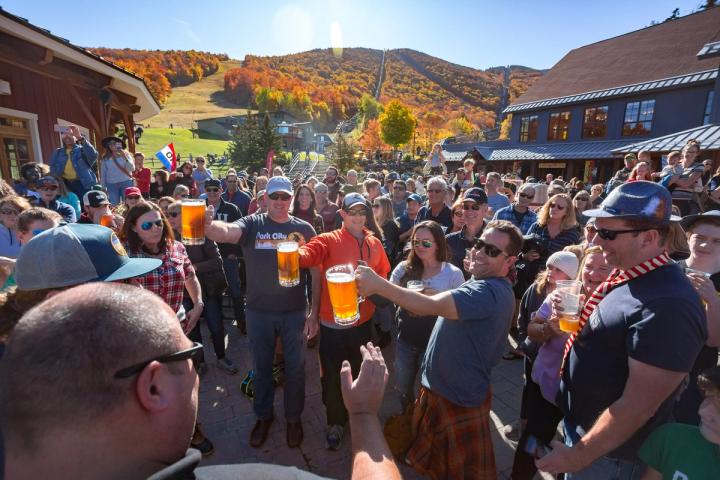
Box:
[524,435,552,459]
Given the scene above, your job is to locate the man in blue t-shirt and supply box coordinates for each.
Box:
[537,181,707,479]
[206,176,319,451]
[356,220,523,478]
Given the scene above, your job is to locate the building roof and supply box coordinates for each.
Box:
[611,123,720,153]
[0,8,160,120]
[444,139,638,162]
[510,7,720,108]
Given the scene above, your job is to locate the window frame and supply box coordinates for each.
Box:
[547,111,571,141]
[582,105,609,139]
[622,99,655,137]
[703,90,714,125]
[519,114,539,143]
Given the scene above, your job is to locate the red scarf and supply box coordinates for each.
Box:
[561,252,671,373]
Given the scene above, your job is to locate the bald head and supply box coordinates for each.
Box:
[0,283,184,447]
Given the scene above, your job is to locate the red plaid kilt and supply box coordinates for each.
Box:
[406,387,495,479]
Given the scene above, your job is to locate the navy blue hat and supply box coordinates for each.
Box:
[406,193,423,203]
[462,187,488,204]
[15,224,161,290]
[680,210,720,231]
[205,179,222,189]
[583,181,678,225]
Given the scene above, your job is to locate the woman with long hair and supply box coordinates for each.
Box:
[174,161,198,197]
[449,199,465,234]
[52,174,81,218]
[149,170,171,199]
[291,184,325,233]
[248,176,269,214]
[511,247,609,479]
[390,220,464,410]
[0,196,32,259]
[372,196,400,265]
[572,190,591,226]
[99,136,135,205]
[628,161,652,182]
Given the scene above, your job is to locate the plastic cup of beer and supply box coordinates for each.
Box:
[99,213,114,228]
[277,241,300,287]
[556,279,583,333]
[326,264,361,326]
[406,280,425,292]
[180,199,205,245]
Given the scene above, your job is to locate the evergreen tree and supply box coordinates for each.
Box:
[258,114,282,163]
[227,113,282,171]
[328,132,357,172]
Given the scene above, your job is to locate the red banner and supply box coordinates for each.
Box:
[266,149,274,173]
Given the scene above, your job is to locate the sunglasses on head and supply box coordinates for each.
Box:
[473,238,508,258]
[140,219,164,231]
[462,203,481,211]
[114,342,204,379]
[412,239,434,248]
[594,227,652,241]
[269,193,291,201]
[205,187,220,193]
[549,202,565,210]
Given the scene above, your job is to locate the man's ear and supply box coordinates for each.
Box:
[135,361,173,413]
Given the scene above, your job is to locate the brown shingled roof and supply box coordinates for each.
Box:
[513,7,720,105]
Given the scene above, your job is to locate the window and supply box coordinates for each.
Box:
[582,106,608,138]
[519,115,538,142]
[622,100,655,136]
[547,111,571,141]
[703,91,714,125]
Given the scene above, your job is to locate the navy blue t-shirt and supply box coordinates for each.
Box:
[559,263,707,460]
[415,204,453,231]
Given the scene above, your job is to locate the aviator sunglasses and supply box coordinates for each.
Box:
[140,219,164,231]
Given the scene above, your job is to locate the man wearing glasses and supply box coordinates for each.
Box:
[537,181,707,478]
[492,183,537,234]
[35,176,76,223]
[205,176,318,449]
[386,179,409,217]
[221,172,252,215]
[356,220,523,479]
[446,188,489,276]
[415,176,453,230]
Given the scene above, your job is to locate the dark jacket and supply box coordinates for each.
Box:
[37,198,76,223]
[209,198,241,258]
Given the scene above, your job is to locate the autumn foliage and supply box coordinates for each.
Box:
[88,48,228,104]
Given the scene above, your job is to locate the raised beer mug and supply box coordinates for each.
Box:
[180,199,206,245]
[277,241,300,287]
[325,264,363,326]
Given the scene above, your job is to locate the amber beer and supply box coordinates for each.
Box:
[180,199,205,245]
[326,264,360,326]
[99,213,114,228]
[556,280,583,333]
[558,314,580,333]
[277,241,300,287]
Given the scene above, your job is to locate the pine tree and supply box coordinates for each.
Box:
[258,114,282,163]
[328,132,357,172]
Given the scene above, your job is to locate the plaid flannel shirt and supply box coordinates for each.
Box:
[492,204,537,235]
[129,240,195,314]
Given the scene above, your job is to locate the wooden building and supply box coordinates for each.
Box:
[0,8,159,181]
[445,7,720,182]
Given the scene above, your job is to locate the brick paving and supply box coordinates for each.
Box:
[195,309,531,479]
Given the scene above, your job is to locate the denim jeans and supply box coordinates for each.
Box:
[105,179,134,205]
[184,294,226,359]
[222,257,245,320]
[394,338,425,410]
[246,308,306,422]
[563,420,646,480]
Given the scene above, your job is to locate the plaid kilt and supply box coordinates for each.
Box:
[406,387,495,480]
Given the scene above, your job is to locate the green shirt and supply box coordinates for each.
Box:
[639,423,720,480]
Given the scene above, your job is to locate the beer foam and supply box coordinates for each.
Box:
[326,272,354,283]
[277,241,299,252]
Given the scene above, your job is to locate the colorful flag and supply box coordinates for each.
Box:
[266,149,274,173]
[156,143,176,171]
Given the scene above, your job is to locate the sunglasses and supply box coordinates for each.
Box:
[179,194,189,199]
[315,189,328,194]
[226,180,238,184]
[519,193,534,199]
[462,204,481,211]
[205,188,220,193]
[549,202,565,210]
[427,189,444,194]
[346,209,367,217]
[167,211,180,218]
[412,239,434,248]
[0,209,18,215]
[39,186,58,191]
[114,342,204,379]
[140,219,164,231]
[269,193,291,201]
[473,238,508,258]
[393,186,405,190]
[594,227,651,241]
[126,195,141,200]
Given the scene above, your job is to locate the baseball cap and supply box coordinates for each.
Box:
[546,251,580,279]
[205,179,222,189]
[124,186,141,197]
[266,176,293,196]
[462,187,488,204]
[83,190,110,208]
[343,192,369,211]
[101,136,123,148]
[37,176,59,188]
[387,172,399,182]
[15,224,161,291]
[406,193,423,204]
[624,153,637,163]
[680,210,720,231]
[583,180,679,225]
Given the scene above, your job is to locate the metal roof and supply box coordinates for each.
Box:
[444,139,637,162]
[611,123,720,154]
[504,69,718,114]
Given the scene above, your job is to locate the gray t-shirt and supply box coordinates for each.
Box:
[421,276,515,407]
[236,214,316,312]
[487,192,510,214]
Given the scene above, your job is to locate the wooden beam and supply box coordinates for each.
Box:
[39,48,53,65]
[63,80,102,135]
[123,113,136,153]
[0,46,100,91]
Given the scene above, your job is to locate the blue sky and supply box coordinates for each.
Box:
[2,0,704,70]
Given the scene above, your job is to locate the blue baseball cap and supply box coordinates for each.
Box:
[584,180,679,225]
[266,176,293,196]
[15,224,161,291]
[406,193,423,204]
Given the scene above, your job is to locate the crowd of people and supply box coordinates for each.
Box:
[0,128,719,479]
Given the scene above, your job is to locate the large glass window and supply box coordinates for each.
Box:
[703,91,714,125]
[582,106,608,138]
[622,100,655,136]
[547,111,571,141]
[519,115,538,142]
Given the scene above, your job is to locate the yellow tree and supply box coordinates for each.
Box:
[379,100,415,153]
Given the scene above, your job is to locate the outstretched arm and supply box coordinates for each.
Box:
[204,205,243,244]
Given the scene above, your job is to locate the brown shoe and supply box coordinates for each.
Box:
[286,421,304,448]
[249,417,273,448]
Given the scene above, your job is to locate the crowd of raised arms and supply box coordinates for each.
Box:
[0,129,719,480]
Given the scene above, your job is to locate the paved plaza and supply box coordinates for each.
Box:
[195,308,531,479]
